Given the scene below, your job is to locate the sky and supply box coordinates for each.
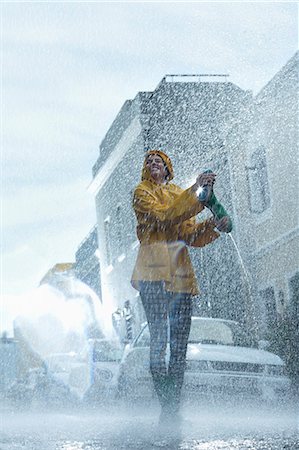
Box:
[1,1,298,299]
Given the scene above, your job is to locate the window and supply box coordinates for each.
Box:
[130,189,137,239]
[259,286,277,330]
[246,146,270,214]
[116,204,124,254]
[188,320,233,345]
[288,272,299,320]
[92,340,123,362]
[104,216,112,265]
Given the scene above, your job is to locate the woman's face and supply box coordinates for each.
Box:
[145,154,167,183]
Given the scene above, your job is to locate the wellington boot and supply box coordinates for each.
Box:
[163,375,181,415]
[152,373,169,408]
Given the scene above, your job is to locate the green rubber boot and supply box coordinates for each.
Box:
[163,376,181,414]
[158,375,181,427]
[152,373,169,408]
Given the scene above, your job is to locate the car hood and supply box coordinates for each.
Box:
[187,344,284,365]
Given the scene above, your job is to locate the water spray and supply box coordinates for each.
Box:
[196,168,259,335]
[227,233,259,340]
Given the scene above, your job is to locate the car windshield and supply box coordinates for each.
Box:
[45,354,78,373]
[188,320,255,347]
[92,340,123,362]
[135,319,256,348]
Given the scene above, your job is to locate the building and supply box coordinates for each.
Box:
[75,226,102,300]
[89,74,254,329]
[228,52,299,336]
[87,55,298,335]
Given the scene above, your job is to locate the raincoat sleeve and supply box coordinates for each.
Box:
[133,185,204,225]
[178,218,220,247]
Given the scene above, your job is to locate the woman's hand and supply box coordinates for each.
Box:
[192,172,216,191]
[214,216,232,233]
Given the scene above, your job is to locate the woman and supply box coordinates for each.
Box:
[131,149,231,423]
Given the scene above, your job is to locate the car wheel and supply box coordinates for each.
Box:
[117,373,134,400]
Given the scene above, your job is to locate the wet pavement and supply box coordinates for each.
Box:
[0,403,298,449]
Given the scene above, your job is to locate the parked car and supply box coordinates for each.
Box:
[44,352,90,399]
[83,338,124,404]
[117,317,291,403]
[45,339,124,404]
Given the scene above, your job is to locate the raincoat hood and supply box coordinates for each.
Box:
[141,150,174,182]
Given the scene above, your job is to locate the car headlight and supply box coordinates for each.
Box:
[265,365,285,376]
[186,360,210,371]
[94,368,114,383]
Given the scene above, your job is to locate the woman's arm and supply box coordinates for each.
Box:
[178,217,220,247]
[133,185,204,226]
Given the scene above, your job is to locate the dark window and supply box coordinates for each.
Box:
[289,272,299,320]
[130,189,137,239]
[116,205,124,254]
[259,286,277,330]
[246,146,270,214]
[92,340,122,362]
[104,217,112,265]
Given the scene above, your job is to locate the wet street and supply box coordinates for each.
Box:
[1,402,298,450]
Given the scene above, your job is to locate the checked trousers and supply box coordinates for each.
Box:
[139,281,192,411]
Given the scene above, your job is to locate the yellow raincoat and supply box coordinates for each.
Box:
[131,150,220,295]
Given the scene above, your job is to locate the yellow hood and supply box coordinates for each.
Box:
[141,150,174,182]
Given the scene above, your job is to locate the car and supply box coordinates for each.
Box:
[83,338,124,404]
[45,339,124,404]
[44,352,90,399]
[117,317,291,404]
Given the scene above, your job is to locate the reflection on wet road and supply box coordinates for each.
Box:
[1,403,298,450]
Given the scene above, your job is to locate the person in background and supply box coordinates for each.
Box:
[131,149,232,424]
[112,308,124,340]
[123,300,134,341]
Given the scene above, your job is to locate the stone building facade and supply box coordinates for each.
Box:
[75,226,102,300]
[227,52,298,336]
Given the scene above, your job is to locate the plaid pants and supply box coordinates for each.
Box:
[139,281,192,402]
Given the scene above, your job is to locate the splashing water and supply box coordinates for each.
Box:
[1,275,120,402]
[227,234,252,287]
[226,233,258,336]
